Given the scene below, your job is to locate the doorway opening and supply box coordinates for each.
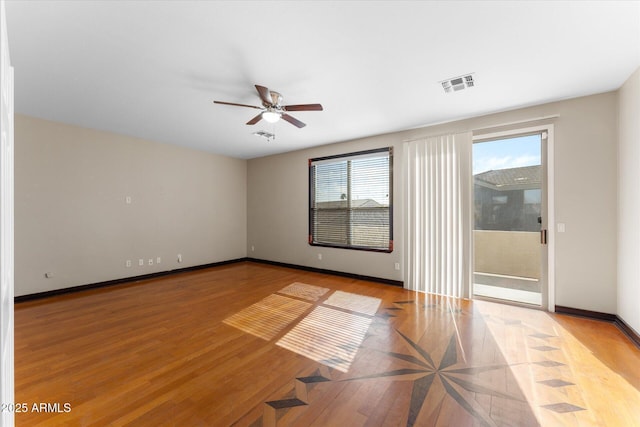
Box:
[472,131,548,307]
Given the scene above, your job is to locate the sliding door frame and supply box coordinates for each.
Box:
[472,124,555,312]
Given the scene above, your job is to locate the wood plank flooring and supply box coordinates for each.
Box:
[13,262,640,426]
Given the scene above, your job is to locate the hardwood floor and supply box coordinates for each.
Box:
[14,262,640,426]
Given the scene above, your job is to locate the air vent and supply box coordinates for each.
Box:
[441,73,475,93]
[253,130,275,141]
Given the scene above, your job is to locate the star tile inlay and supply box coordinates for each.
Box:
[542,402,586,413]
[533,360,565,367]
[343,329,532,426]
[257,292,596,426]
[538,379,575,388]
[531,345,559,352]
[538,379,574,387]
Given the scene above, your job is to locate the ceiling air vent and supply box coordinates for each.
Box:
[441,73,475,93]
[253,130,275,141]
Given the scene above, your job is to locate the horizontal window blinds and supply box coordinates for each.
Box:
[309,148,393,252]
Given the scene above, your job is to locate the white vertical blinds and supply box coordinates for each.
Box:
[403,133,472,298]
[310,148,392,252]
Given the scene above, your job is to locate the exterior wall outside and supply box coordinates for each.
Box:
[474,231,540,279]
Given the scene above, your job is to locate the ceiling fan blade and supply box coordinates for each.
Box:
[246,114,263,125]
[281,114,306,128]
[283,104,323,112]
[213,100,262,109]
[255,85,273,106]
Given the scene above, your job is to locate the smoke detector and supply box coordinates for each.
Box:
[441,73,475,93]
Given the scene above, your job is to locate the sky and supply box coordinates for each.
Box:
[473,134,541,175]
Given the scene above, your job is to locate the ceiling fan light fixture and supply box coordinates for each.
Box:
[262,111,281,123]
[214,84,321,129]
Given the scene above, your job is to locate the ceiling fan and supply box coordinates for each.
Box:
[214,84,323,128]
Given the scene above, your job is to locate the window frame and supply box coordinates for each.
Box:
[308,147,393,253]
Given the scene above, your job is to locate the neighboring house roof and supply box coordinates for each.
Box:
[474,165,541,191]
[316,199,385,209]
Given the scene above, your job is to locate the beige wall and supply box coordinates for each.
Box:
[617,67,640,334]
[16,90,621,315]
[247,133,403,280]
[15,115,247,297]
[248,91,619,313]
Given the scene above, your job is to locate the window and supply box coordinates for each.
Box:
[473,134,542,232]
[309,147,393,252]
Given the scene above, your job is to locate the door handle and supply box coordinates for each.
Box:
[540,229,547,245]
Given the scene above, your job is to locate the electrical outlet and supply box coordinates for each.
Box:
[177,254,182,263]
[394,262,400,271]
[125,196,132,204]
[317,253,322,260]
[251,245,255,252]
[148,259,154,266]
[126,260,132,268]
[157,257,161,264]
[138,259,144,266]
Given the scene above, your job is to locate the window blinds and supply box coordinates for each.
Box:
[309,148,393,252]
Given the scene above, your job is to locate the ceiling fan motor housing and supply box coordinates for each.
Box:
[268,91,282,107]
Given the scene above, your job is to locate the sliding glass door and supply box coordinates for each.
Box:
[472,132,546,306]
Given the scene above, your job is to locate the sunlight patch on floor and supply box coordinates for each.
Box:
[276,305,373,372]
[223,294,311,340]
[476,300,640,427]
[224,284,381,372]
[324,290,381,315]
[278,282,330,301]
[474,283,542,305]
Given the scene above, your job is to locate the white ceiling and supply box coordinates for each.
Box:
[5,1,640,159]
